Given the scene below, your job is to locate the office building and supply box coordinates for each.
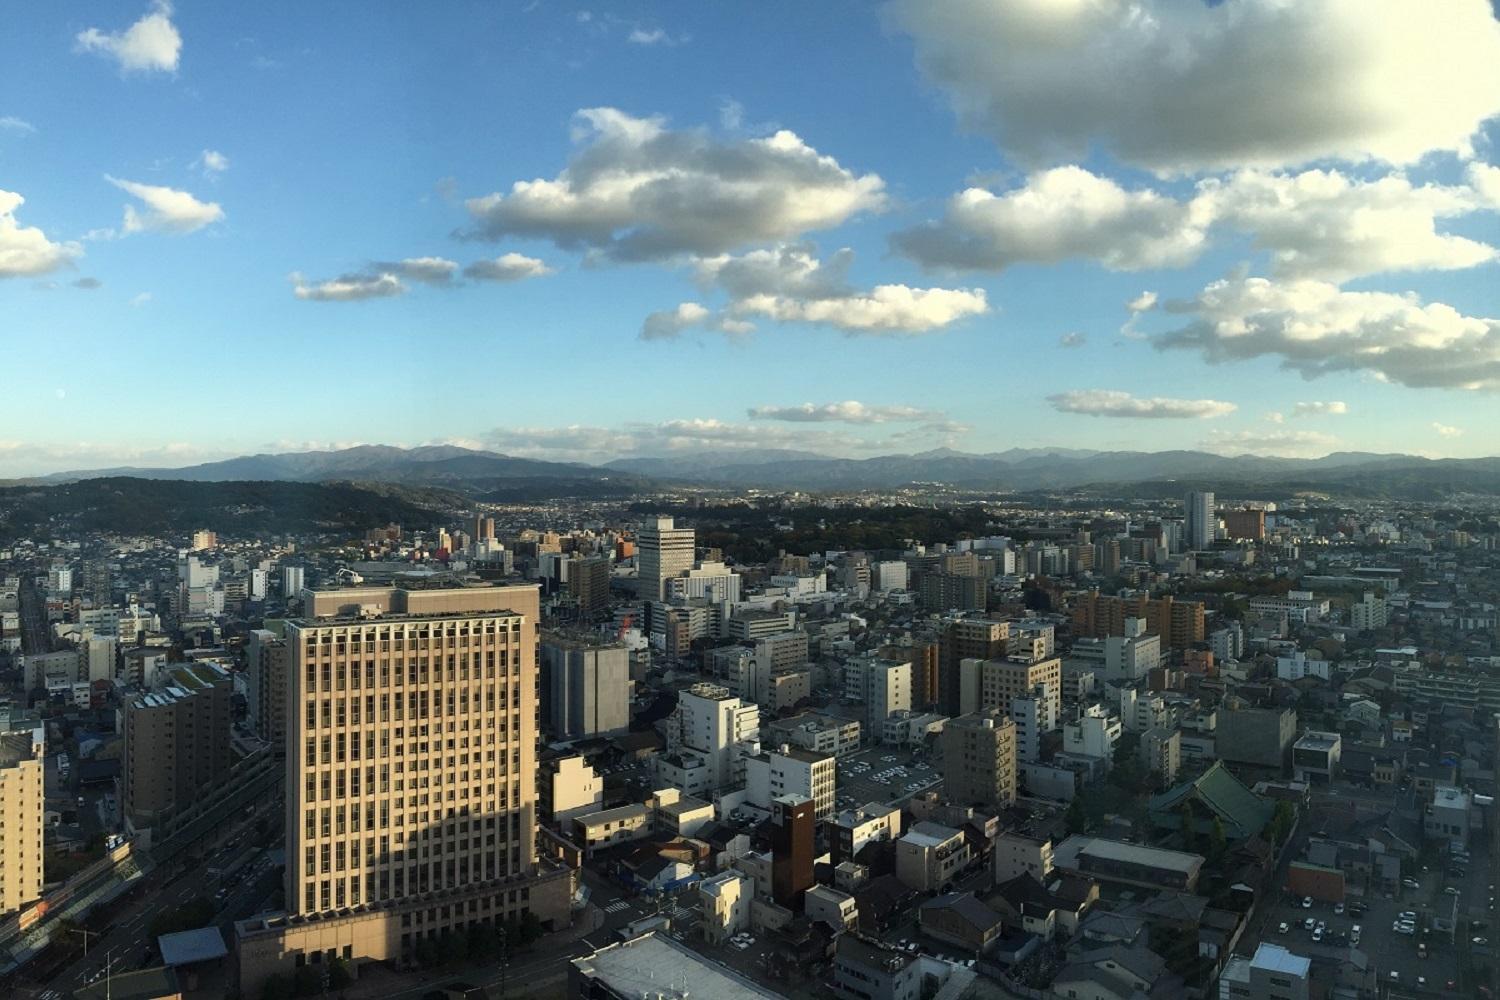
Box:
[843,656,912,734]
[979,654,1060,731]
[874,560,909,592]
[538,755,603,825]
[661,683,760,794]
[0,704,44,916]
[281,565,305,599]
[831,936,921,1000]
[1139,727,1181,788]
[473,516,495,541]
[123,663,234,829]
[895,822,970,893]
[1070,592,1205,650]
[564,556,612,615]
[1102,618,1161,683]
[937,618,1007,716]
[831,803,904,863]
[940,710,1017,809]
[246,628,290,746]
[637,516,695,600]
[1223,508,1266,541]
[1185,491,1216,550]
[540,633,630,740]
[235,583,571,996]
[771,795,815,909]
[1217,706,1297,771]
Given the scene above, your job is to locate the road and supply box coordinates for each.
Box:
[17,576,52,656]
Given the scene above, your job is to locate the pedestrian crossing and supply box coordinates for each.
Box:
[602,900,632,914]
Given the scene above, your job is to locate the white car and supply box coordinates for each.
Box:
[1277,922,1289,934]
[1302,897,1313,909]
[1311,928,1323,942]
[1351,925,1361,945]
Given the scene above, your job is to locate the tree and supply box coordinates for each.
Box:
[327,957,353,989]
[260,974,293,1000]
[1209,816,1227,860]
[1264,800,1295,847]
[1022,587,1053,613]
[292,964,321,997]
[1179,803,1195,850]
[1065,796,1088,835]
[517,910,544,947]
[414,938,439,968]
[439,929,469,965]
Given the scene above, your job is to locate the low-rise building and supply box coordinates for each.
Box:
[571,932,781,998]
[919,891,1003,954]
[830,935,921,1000]
[895,822,970,893]
[1291,731,1341,785]
[805,884,859,932]
[698,870,751,945]
[832,802,904,863]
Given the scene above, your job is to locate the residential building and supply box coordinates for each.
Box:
[1186,491,1216,549]
[564,555,612,614]
[235,584,572,997]
[918,572,986,613]
[874,561,909,592]
[1064,705,1121,765]
[637,516,695,600]
[992,831,1053,884]
[1350,592,1389,631]
[0,704,44,916]
[699,871,751,945]
[246,628,289,746]
[940,710,1017,809]
[919,891,1003,955]
[766,713,861,758]
[573,803,653,856]
[1217,706,1297,771]
[123,663,234,830]
[1426,784,1472,849]
[1102,619,1160,683]
[1291,732,1341,784]
[806,884,858,932]
[895,822,970,893]
[1139,727,1181,789]
[830,935,920,1000]
[979,654,1061,732]
[745,746,837,819]
[1071,591,1206,650]
[844,656,913,734]
[539,755,602,825]
[1220,942,1311,1000]
[662,683,760,794]
[937,618,1008,716]
[540,633,630,739]
[832,803,904,863]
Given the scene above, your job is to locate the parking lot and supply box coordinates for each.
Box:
[835,746,942,811]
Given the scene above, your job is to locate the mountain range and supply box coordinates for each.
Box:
[19,444,1500,499]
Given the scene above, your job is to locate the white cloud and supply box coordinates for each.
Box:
[887,0,1500,173]
[893,166,1211,271]
[106,176,223,234]
[291,271,405,302]
[1264,411,1285,424]
[1291,401,1348,417]
[1432,422,1464,438]
[627,27,683,45]
[1198,168,1496,280]
[194,149,229,173]
[0,116,35,134]
[464,107,886,262]
[75,0,182,74]
[1157,275,1500,391]
[378,256,458,285]
[1200,429,1339,458]
[1048,389,1236,420]
[463,252,554,282]
[1058,331,1086,349]
[1127,291,1158,314]
[0,439,230,476]
[640,302,713,340]
[0,191,81,278]
[129,292,152,307]
[897,165,1500,281]
[748,401,945,424]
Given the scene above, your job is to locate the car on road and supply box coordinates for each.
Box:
[1277,922,1289,934]
[1303,917,1316,931]
[1302,897,1313,908]
[1351,925,1361,945]
[1403,878,1421,889]
[1390,971,1400,983]
[1445,886,1461,895]
[1418,941,1428,958]
[1474,936,1489,945]
[1311,928,1322,942]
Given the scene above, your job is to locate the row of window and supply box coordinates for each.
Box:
[301,651,523,693]
[302,686,523,730]
[303,848,527,912]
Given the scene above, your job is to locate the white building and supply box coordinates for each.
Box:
[874,561,909,592]
[1276,651,1331,681]
[543,756,603,825]
[745,746,837,819]
[843,656,912,735]
[1103,618,1160,683]
[1351,592,1389,630]
[638,516,696,601]
[1064,705,1121,764]
[1186,491,1216,550]
[667,560,742,604]
[662,683,761,794]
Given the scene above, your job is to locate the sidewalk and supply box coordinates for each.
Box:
[337,904,605,1000]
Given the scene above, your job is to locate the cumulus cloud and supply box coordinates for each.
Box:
[887,0,1500,173]
[1198,168,1496,280]
[376,256,459,285]
[73,277,101,290]
[107,176,223,234]
[291,271,405,302]
[748,401,945,424]
[463,107,886,262]
[1048,389,1236,420]
[194,149,229,173]
[0,191,81,278]
[75,0,182,74]
[1291,401,1348,417]
[1156,275,1500,391]
[896,165,1500,281]
[0,439,229,476]
[1058,332,1086,349]
[1127,291,1158,314]
[1200,429,1339,457]
[463,252,554,282]
[641,302,712,340]
[1433,422,1464,438]
[627,27,685,45]
[650,244,988,338]
[893,166,1211,271]
[129,292,152,307]
[0,116,35,134]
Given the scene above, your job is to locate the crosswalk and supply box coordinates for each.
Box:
[602,900,632,914]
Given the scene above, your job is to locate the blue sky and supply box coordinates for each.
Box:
[3,0,1500,475]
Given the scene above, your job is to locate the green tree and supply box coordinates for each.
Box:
[1065,796,1089,835]
[1179,803,1195,850]
[414,938,439,968]
[292,964,321,997]
[327,956,353,989]
[1209,816,1227,860]
[517,910,544,946]
[439,929,469,965]
[260,974,293,1000]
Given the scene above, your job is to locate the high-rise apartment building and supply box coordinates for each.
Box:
[540,633,630,739]
[662,683,760,793]
[746,747,837,819]
[123,663,234,829]
[1185,491,1216,550]
[937,618,1008,716]
[564,555,612,615]
[247,628,291,746]
[843,657,913,734]
[979,654,1061,732]
[0,703,44,916]
[1223,508,1266,541]
[637,516,695,600]
[940,710,1016,809]
[473,515,495,541]
[236,584,570,994]
[192,529,218,551]
[1070,592,1205,650]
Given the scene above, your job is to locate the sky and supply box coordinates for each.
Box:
[3,0,1500,475]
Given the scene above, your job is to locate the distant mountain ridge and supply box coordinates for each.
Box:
[26,443,1500,499]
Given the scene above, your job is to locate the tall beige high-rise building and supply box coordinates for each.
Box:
[236,583,571,995]
[979,655,1061,732]
[637,516,695,600]
[0,703,44,916]
[123,663,234,829]
[247,628,290,746]
[940,710,1016,809]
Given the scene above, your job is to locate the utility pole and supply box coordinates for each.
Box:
[103,946,116,1000]
[67,925,99,958]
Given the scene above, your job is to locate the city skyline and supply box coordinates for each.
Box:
[4,1,1500,475]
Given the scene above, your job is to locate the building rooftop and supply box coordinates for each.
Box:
[576,803,650,826]
[1066,836,1203,875]
[903,821,962,848]
[158,925,228,966]
[1250,941,1310,977]
[572,931,781,999]
[1293,731,1341,751]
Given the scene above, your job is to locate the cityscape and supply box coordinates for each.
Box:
[4,3,1500,1000]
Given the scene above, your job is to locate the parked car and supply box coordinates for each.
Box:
[1302,896,1313,908]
